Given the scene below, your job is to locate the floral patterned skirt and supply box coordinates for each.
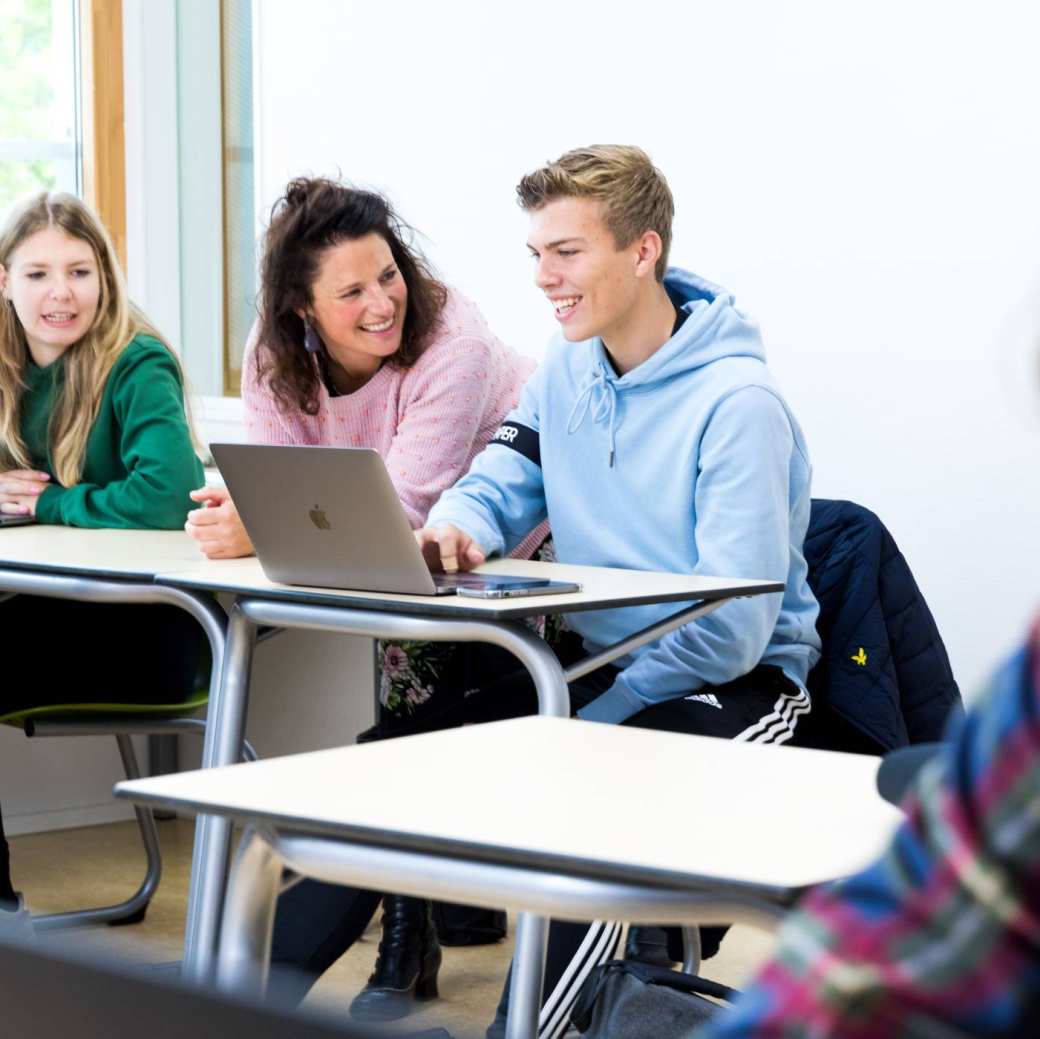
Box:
[371,538,565,737]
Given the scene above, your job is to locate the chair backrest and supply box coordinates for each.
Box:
[801,499,962,755]
[876,742,945,806]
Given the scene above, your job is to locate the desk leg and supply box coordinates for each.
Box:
[215,828,284,997]
[148,589,229,827]
[490,623,566,1037]
[183,602,258,983]
[483,619,571,720]
[507,912,550,1039]
[214,602,572,1007]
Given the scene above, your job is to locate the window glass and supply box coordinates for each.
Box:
[0,0,80,215]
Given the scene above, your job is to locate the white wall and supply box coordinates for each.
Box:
[0,730,149,837]
[253,0,1040,699]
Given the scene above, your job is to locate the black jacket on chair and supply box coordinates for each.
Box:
[798,499,963,755]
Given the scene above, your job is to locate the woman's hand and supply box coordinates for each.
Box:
[0,469,49,515]
[185,485,255,559]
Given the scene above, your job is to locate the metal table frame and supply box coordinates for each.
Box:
[214,823,790,1039]
[180,594,729,982]
[0,546,771,1018]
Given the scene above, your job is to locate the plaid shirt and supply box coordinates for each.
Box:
[705,618,1040,1039]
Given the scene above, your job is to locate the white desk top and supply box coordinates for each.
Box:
[155,556,783,621]
[117,716,900,896]
[0,524,205,580]
[0,526,782,621]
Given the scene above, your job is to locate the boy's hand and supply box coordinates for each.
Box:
[413,524,486,573]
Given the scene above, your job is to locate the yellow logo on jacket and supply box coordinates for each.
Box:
[850,647,868,667]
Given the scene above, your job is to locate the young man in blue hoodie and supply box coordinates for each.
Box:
[417,145,822,1038]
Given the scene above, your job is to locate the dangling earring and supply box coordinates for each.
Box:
[303,318,322,354]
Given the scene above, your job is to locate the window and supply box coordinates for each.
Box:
[0,0,81,215]
[2,1,254,400]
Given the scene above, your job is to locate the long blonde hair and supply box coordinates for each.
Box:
[0,191,191,487]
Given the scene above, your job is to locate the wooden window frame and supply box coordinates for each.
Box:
[79,0,126,273]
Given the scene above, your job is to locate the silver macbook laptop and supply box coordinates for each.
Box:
[210,444,579,598]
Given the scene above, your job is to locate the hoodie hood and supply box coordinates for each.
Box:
[567,267,767,464]
[596,267,766,389]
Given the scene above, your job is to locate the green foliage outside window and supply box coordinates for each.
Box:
[0,0,66,214]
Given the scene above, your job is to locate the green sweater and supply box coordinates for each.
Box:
[22,335,204,529]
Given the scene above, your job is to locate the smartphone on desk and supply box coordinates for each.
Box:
[0,515,36,528]
[451,574,581,599]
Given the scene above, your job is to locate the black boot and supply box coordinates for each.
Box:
[624,925,727,967]
[349,895,441,1022]
[624,925,680,968]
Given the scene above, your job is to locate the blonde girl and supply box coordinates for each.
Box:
[0,192,204,928]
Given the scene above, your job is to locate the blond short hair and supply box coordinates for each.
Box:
[516,145,674,281]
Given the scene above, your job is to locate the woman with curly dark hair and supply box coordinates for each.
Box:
[185,177,542,1021]
[188,177,537,539]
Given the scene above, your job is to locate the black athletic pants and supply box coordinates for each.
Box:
[269,633,811,1034]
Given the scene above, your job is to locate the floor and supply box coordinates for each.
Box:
[12,817,778,1036]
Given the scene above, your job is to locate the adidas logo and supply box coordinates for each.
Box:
[685,692,723,710]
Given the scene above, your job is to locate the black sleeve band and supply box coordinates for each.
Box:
[489,421,541,467]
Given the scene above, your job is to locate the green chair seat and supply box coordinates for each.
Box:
[0,690,210,727]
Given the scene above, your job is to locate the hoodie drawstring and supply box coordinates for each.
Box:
[567,367,619,467]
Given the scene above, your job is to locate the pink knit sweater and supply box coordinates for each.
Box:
[243,288,539,535]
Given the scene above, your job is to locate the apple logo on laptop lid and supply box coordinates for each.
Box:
[309,505,331,531]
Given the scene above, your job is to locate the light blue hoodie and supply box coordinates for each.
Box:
[428,268,821,723]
